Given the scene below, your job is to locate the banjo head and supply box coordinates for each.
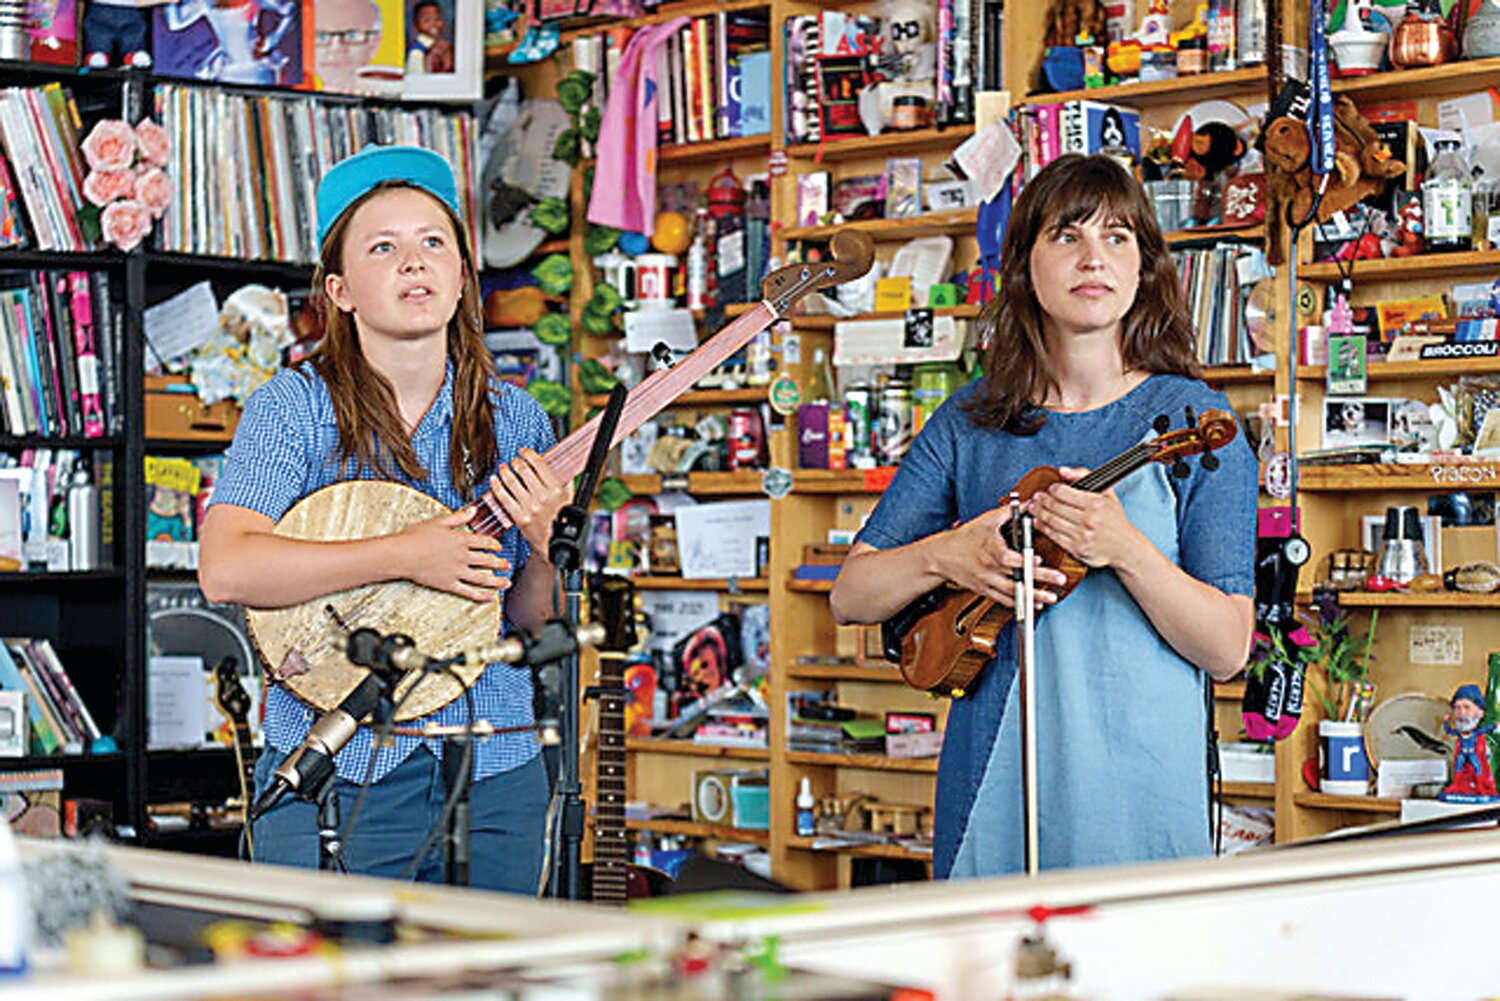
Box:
[244,480,503,721]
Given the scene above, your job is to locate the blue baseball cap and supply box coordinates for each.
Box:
[316,144,462,248]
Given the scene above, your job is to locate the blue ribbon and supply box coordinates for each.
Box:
[1308,0,1336,177]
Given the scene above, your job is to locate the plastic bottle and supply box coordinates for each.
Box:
[806,347,834,403]
[1422,138,1472,253]
[685,207,709,310]
[795,777,816,837]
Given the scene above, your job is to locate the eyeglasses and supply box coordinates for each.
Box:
[315,28,378,46]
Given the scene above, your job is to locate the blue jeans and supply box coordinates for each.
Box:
[252,744,548,895]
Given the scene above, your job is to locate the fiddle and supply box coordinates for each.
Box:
[882,407,1239,697]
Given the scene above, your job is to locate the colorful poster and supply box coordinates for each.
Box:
[152,0,305,87]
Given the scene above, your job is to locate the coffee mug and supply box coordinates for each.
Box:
[632,253,677,309]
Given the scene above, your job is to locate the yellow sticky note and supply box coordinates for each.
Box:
[875,276,912,313]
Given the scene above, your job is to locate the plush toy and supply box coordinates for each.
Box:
[1262,95,1405,264]
[1172,118,1247,182]
[1044,0,1106,48]
[1387,196,1425,257]
[82,0,153,69]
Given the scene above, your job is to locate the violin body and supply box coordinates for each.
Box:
[887,467,1089,697]
[879,408,1239,698]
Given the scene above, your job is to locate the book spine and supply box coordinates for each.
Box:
[67,272,104,438]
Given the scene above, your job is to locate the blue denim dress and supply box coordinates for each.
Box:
[856,374,1257,878]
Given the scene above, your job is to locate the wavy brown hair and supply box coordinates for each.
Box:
[309,180,496,497]
[963,153,1200,433]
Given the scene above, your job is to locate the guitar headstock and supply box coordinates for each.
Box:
[761,230,876,318]
[588,574,642,653]
[214,656,252,726]
[1149,407,1239,476]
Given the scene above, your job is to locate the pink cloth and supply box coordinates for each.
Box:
[586,17,689,234]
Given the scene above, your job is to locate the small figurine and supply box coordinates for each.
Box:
[82,0,153,69]
[1439,683,1499,802]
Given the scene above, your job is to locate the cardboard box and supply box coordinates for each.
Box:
[145,374,241,442]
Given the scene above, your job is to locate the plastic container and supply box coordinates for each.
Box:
[795,777,816,837]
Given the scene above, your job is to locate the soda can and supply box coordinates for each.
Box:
[728,407,764,470]
[844,384,873,462]
[913,363,959,433]
[875,379,914,466]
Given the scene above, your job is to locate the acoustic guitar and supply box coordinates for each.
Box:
[246,231,875,721]
[882,408,1239,697]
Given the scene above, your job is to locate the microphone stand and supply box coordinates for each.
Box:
[545,382,630,901]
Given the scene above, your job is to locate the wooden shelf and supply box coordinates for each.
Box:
[1333,56,1500,102]
[1020,66,1267,108]
[791,468,897,494]
[1220,781,1274,801]
[1165,223,1264,246]
[1337,592,1500,609]
[1300,249,1500,283]
[786,578,833,593]
[1293,791,1402,814]
[559,0,768,41]
[659,134,771,166]
[1297,357,1500,382]
[781,208,978,243]
[785,751,938,773]
[1298,463,1500,491]
[786,124,975,161]
[784,836,932,860]
[615,470,766,495]
[787,661,904,683]
[626,817,770,843]
[588,386,769,408]
[1215,680,1247,700]
[631,575,769,592]
[1201,365,1273,385]
[627,737,770,761]
[791,305,980,330]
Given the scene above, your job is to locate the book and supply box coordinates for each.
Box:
[0,768,64,837]
[0,640,60,755]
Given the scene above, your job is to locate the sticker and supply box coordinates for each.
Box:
[1264,452,1292,499]
[770,375,801,415]
[904,308,934,348]
[769,149,788,178]
[661,473,690,491]
[761,467,793,499]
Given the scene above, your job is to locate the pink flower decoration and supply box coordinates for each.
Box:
[135,119,171,167]
[81,120,138,172]
[101,199,151,251]
[135,167,172,219]
[83,169,137,207]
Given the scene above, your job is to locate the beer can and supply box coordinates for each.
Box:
[844,384,873,463]
[913,363,959,433]
[875,379,914,466]
[728,407,764,470]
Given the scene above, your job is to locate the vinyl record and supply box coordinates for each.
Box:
[481,99,571,269]
[1364,693,1451,768]
[1245,278,1277,354]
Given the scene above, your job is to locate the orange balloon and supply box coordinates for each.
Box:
[651,211,692,255]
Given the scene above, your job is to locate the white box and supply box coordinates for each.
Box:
[1219,743,1275,784]
[0,691,24,757]
[1377,757,1449,799]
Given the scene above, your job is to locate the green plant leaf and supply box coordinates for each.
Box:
[531,253,574,296]
[553,128,581,167]
[596,476,632,512]
[589,281,623,314]
[527,379,572,418]
[533,312,572,347]
[580,306,617,335]
[528,196,570,235]
[583,223,619,257]
[581,107,602,143]
[577,357,620,394]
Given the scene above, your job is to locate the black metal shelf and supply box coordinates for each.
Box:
[0,249,129,270]
[143,438,233,455]
[143,250,315,285]
[0,568,125,585]
[0,752,125,768]
[0,435,124,450]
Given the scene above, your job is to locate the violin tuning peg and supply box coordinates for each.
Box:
[1200,452,1220,472]
[1172,459,1191,479]
[1152,413,1170,435]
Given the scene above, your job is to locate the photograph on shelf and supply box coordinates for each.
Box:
[401,0,482,101]
[1323,397,1391,449]
[309,0,404,97]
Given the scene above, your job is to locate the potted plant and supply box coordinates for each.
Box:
[1304,589,1379,795]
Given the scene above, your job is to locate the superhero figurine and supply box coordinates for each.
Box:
[1439,684,1498,802]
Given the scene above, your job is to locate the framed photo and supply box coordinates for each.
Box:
[401,0,481,101]
[1323,397,1391,449]
[1362,512,1442,577]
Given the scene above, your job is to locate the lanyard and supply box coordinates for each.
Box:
[1308,0,1336,177]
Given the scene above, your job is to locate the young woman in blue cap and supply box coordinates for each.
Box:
[830,154,1258,878]
[200,145,566,894]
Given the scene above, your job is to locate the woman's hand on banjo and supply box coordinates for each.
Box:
[490,447,573,560]
[395,507,510,603]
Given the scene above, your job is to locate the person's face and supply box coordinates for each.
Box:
[324,187,465,346]
[1029,206,1141,342]
[415,4,444,36]
[1454,698,1483,731]
[316,0,380,82]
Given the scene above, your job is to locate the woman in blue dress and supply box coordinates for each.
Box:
[830,153,1258,878]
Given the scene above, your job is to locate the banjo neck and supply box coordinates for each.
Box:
[469,302,776,538]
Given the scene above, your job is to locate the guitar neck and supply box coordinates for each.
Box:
[471,303,777,538]
[232,720,255,804]
[591,654,630,906]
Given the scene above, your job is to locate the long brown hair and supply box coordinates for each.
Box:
[963,153,1200,433]
[310,180,496,497]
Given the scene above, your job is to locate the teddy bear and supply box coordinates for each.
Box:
[1262,95,1405,264]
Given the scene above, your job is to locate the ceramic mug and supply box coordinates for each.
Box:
[632,253,677,310]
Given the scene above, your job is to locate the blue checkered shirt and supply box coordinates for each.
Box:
[209,361,555,784]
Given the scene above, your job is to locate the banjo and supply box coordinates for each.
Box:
[245,231,874,720]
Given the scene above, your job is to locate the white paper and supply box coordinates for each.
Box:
[1437,93,1494,136]
[624,308,699,355]
[953,121,1021,203]
[674,500,771,579]
[0,478,20,567]
[148,655,207,749]
[1376,758,1448,799]
[143,282,219,366]
[638,590,722,657]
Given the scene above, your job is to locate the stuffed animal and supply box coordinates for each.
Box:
[82,0,153,69]
[1044,0,1107,48]
[1388,196,1425,257]
[1262,95,1405,264]
[1173,118,1246,182]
